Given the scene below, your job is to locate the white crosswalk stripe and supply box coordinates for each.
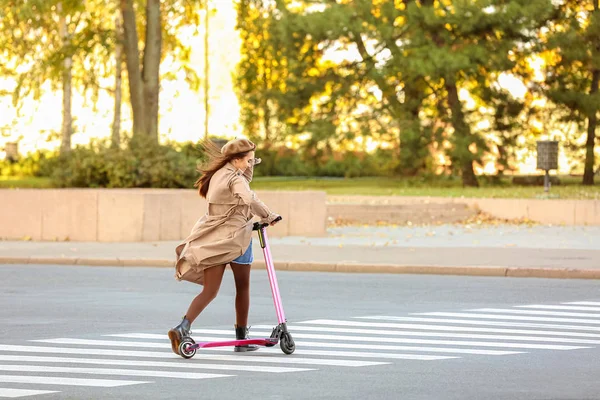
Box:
[357,316,600,331]
[0,344,383,367]
[412,312,600,324]
[300,319,600,338]
[519,304,600,312]
[102,334,522,355]
[2,299,600,398]
[0,365,230,380]
[0,355,314,373]
[470,308,600,318]
[246,325,600,345]
[100,331,587,350]
[0,388,59,398]
[105,335,457,360]
[0,375,147,387]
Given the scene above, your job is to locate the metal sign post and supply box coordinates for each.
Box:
[536,140,558,193]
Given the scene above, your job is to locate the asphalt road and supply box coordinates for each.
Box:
[1,264,599,400]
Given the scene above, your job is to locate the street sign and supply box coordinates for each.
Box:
[4,142,18,162]
[536,140,559,193]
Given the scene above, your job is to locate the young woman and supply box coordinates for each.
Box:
[169,138,280,353]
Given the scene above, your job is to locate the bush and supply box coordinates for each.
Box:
[252,147,312,177]
[1,139,445,187]
[50,137,200,188]
[252,146,402,178]
[0,149,58,178]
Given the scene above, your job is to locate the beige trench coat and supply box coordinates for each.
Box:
[174,162,277,285]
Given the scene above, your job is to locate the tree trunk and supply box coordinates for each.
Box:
[112,11,123,148]
[262,48,271,145]
[354,28,428,176]
[142,0,162,142]
[353,31,404,153]
[583,1,599,185]
[381,27,427,175]
[58,3,72,155]
[583,69,599,185]
[354,33,403,120]
[121,0,146,139]
[446,79,479,187]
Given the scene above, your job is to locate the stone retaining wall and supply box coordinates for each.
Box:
[0,189,327,241]
[328,196,600,226]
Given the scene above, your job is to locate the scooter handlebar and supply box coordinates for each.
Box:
[253,216,283,231]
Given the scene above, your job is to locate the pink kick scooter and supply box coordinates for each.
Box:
[177,216,295,359]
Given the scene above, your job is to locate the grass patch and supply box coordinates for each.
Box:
[0,177,53,189]
[1,175,598,199]
[251,176,600,199]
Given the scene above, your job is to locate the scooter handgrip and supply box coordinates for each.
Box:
[252,216,283,231]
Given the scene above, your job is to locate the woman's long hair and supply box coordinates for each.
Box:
[194,139,251,198]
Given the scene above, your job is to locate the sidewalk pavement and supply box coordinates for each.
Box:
[1,224,599,279]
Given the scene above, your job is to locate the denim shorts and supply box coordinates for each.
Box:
[232,240,254,265]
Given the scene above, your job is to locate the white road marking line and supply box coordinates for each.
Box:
[0,365,229,380]
[411,312,600,325]
[247,348,458,361]
[298,319,600,338]
[0,388,59,398]
[0,375,147,388]
[355,316,600,331]
[124,330,587,350]
[518,305,600,312]
[4,344,383,367]
[471,308,600,318]
[103,336,456,360]
[28,338,519,356]
[0,355,313,373]
[246,325,600,345]
[172,340,523,355]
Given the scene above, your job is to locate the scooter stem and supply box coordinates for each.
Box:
[259,226,286,324]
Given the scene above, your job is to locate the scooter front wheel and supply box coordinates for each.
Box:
[280,332,295,355]
[179,337,197,359]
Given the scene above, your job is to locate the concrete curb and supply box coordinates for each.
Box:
[2,256,600,279]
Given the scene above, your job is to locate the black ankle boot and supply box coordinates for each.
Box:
[168,317,191,355]
[234,325,259,352]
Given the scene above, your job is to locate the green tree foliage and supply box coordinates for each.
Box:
[536,0,600,185]
[0,0,113,153]
[235,0,288,153]
[0,1,112,105]
[0,0,204,148]
[236,0,554,185]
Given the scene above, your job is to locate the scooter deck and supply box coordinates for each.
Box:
[189,338,278,350]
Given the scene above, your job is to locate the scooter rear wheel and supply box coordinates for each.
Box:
[280,332,295,355]
[179,337,196,359]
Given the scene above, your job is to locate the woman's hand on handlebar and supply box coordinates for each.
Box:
[270,215,282,226]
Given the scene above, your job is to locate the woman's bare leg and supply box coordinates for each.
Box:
[230,262,251,327]
[168,265,226,355]
[185,264,226,323]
